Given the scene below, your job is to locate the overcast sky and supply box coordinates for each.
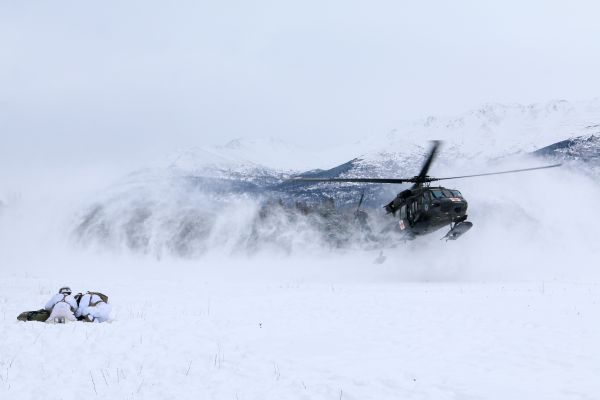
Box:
[2,0,600,169]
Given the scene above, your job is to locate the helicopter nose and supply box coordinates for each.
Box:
[440,200,451,212]
[440,198,467,214]
[453,200,468,215]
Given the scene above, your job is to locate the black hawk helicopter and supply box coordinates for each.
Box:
[291,141,561,240]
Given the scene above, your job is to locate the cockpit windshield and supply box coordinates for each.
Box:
[429,189,462,199]
[430,189,444,199]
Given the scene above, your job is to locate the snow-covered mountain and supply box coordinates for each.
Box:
[532,133,600,176]
[167,146,284,187]
[158,98,600,186]
[186,98,600,171]
[213,138,316,171]
[352,98,600,161]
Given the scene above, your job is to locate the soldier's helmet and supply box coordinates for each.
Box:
[59,287,72,295]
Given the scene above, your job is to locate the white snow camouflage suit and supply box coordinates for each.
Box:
[45,293,78,323]
[76,292,111,323]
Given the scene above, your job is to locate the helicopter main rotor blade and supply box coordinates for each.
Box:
[356,191,365,212]
[290,163,562,185]
[289,177,415,184]
[412,140,441,187]
[430,163,562,182]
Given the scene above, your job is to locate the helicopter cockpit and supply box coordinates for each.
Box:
[429,188,463,199]
[400,187,468,225]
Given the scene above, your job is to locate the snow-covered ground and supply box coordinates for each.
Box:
[1,252,599,400]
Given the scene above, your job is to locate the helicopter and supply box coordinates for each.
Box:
[290,141,561,240]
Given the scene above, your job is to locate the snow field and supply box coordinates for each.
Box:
[1,260,599,400]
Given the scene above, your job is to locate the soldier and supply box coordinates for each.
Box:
[45,287,79,323]
[75,291,111,323]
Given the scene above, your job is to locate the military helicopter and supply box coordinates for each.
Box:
[291,141,561,240]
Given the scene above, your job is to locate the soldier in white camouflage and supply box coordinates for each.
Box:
[75,291,111,323]
[45,287,79,323]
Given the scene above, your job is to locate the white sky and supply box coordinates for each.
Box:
[1,0,599,169]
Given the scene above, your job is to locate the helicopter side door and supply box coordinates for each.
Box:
[407,199,421,224]
[422,192,430,212]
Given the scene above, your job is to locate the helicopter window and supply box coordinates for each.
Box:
[400,205,406,219]
[450,190,462,197]
[442,189,453,197]
[430,189,444,199]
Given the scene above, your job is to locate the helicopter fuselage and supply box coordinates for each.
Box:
[385,186,468,236]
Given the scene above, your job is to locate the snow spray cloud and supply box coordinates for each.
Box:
[70,169,395,258]
[61,158,600,280]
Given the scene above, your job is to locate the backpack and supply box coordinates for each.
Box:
[17,309,51,322]
[86,291,109,306]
